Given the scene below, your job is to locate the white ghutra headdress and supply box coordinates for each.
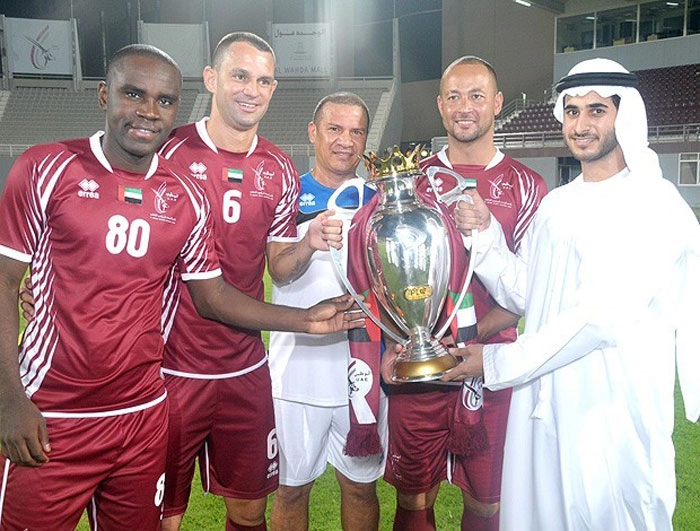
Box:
[553,58,662,180]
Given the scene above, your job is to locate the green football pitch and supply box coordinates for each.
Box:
[75,387,700,530]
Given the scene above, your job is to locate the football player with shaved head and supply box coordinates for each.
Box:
[380,56,547,531]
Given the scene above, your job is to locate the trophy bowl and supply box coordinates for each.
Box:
[364,148,458,382]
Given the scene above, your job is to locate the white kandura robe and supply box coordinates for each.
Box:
[472,169,700,531]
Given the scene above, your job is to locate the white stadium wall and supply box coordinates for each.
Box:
[138,22,208,78]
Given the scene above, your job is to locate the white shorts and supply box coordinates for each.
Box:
[273,392,388,486]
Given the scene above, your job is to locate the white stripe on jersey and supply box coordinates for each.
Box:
[161,354,267,380]
[180,268,222,283]
[160,136,189,160]
[268,150,300,239]
[160,264,181,343]
[267,235,299,244]
[163,166,215,276]
[25,151,75,245]
[0,244,31,263]
[512,167,540,251]
[39,153,75,212]
[20,225,60,398]
[42,390,168,418]
[15,151,75,399]
[1,458,9,521]
[158,166,221,341]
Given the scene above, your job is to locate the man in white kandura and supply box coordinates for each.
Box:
[446,57,700,530]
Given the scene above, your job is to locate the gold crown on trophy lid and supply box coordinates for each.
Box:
[364,145,423,181]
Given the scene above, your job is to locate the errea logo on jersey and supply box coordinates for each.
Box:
[78,178,100,199]
[299,192,316,207]
[427,176,444,196]
[189,161,208,181]
[267,461,279,479]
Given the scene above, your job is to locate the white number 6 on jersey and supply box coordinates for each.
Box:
[267,428,278,460]
[223,189,242,224]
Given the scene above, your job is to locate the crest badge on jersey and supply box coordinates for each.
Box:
[150,182,179,225]
[485,173,514,208]
[251,160,275,200]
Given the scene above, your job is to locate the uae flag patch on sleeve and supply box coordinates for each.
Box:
[119,185,143,205]
[223,167,243,183]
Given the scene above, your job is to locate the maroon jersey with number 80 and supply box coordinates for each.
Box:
[0,133,221,415]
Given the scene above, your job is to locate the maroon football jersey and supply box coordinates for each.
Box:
[159,119,300,375]
[420,148,548,345]
[0,133,221,414]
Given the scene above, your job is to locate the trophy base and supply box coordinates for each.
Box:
[393,352,459,383]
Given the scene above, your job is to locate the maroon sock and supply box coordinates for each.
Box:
[461,508,499,531]
[393,506,436,531]
[225,519,266,531]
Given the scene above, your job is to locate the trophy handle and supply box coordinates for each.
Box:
[329,247,407,346]
[424,166,479,342]
[327,177,367,217]
[327,180,408,347]
[425,165,477,206]
[326,177,367,277]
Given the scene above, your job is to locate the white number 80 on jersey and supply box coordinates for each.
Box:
[105,215,151,258]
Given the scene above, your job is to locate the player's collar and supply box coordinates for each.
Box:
[90,131,158,179]
[196,117,259,157]
[196,117,218,154]
[437,145,503,170]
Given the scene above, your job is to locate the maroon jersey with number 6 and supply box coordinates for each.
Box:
[159,119,299,376]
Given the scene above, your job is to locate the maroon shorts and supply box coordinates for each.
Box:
[0,399,168,531]
[384,384,511,503]
[162,365,277,518]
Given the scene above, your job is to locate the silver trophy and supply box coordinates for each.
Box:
[330,146,477,383]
